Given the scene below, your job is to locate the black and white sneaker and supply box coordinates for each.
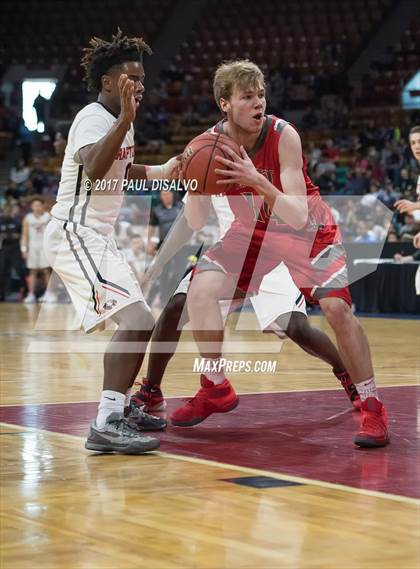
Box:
[124,406,167,431]
[85,412,160,454]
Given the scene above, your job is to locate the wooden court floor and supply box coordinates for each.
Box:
[0,303,419,569]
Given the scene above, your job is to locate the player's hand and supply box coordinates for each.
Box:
[414,232,420,249]
[118,74,137,125]
[162,155,182,180]
[393,253,403,263]
[214,145,261,187]
[394,199,418,214]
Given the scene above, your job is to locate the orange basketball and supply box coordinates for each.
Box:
[181,132,241,195]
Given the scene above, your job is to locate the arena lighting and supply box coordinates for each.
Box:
[22,79,57,132]
[402,71,420,110]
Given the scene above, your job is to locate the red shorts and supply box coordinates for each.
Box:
[196,223,352,307]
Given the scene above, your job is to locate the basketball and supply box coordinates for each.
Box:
[181,132,241,195]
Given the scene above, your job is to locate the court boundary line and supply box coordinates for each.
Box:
[1,422,418,506]
[0,383,420,408]
[0,383,417,408]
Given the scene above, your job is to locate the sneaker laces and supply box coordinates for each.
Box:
[360,410,385,433]
[183,386,210,405]
[106,414,135,431]
[129,407,160,421]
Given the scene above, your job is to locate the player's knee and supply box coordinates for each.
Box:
[115,302,154,332]
[285,314,310,343]
[161,294,186,328]
[321,298,351,329]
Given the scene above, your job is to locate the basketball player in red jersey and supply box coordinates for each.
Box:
[172,60,389,448]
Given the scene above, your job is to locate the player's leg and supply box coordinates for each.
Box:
[278,312,360,408]
[131,293,189,412]
[24,269,37,303]
[44,219,161,453]
[319,295,389,447]
[251,264,360,407]
[170,269,239,426]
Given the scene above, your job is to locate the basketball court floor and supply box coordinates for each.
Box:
[0,303,418,568]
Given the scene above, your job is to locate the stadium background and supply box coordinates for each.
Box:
[0,0,419,312]
[0,3,419,569]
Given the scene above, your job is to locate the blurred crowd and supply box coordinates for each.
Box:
[1,86,419,304]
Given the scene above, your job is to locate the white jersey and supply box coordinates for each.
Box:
[51,102,134,235]
[25,212,50,248]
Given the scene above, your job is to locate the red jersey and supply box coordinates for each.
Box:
[209,115,334,234]
[200,116,350,306]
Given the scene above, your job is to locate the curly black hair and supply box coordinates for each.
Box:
[81,28,152,92]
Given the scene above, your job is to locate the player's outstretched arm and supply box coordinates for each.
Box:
[128,156,181,181]
[184,193,211,230]
[77,75,136,181]
[142,209,194,287]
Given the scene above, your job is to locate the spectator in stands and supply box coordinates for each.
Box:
[323,139,340,162]
[361,182,380,207]
[307,141,322,170]
[301,106,319,130]
[148,191,183,253]
[398,214,419,241]
[397,167,416,197]
[10,159,30,186]
[30,158,48,194]
[342,168,369,195]
[317,170,339,195]
[0,204,26,301]
[314,155,336,179]
[147,191,183,306]
[377,179,400,208]
[15,117,33,165]
[355,221,376,243]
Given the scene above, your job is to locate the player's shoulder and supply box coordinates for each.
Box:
[72,102,113,125]
[267,115,291,135]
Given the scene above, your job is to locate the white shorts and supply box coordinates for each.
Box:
[44,218,149,333]
[27,246,49,269]
[172,262,306,330]
[250,262,307,330]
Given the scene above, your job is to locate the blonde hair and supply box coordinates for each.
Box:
[213,60,265,111]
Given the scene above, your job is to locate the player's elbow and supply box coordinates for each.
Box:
[291,204,308,230]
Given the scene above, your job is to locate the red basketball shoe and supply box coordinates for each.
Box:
[130,379,167,413]
[170,375,239,427]
[354,397,390,448]
[334,370,362,410]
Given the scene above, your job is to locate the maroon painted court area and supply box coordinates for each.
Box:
[1,386,418,499]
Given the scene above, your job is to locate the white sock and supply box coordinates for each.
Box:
[355,377,378,402]
[124,388,132,408]
[204,358,226,385]
[96,390,125,429]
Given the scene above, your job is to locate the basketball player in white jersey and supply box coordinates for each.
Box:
[44,30,178,454]
[21,198,51,304]
[394,125,420,293]
[129,195,361,414]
